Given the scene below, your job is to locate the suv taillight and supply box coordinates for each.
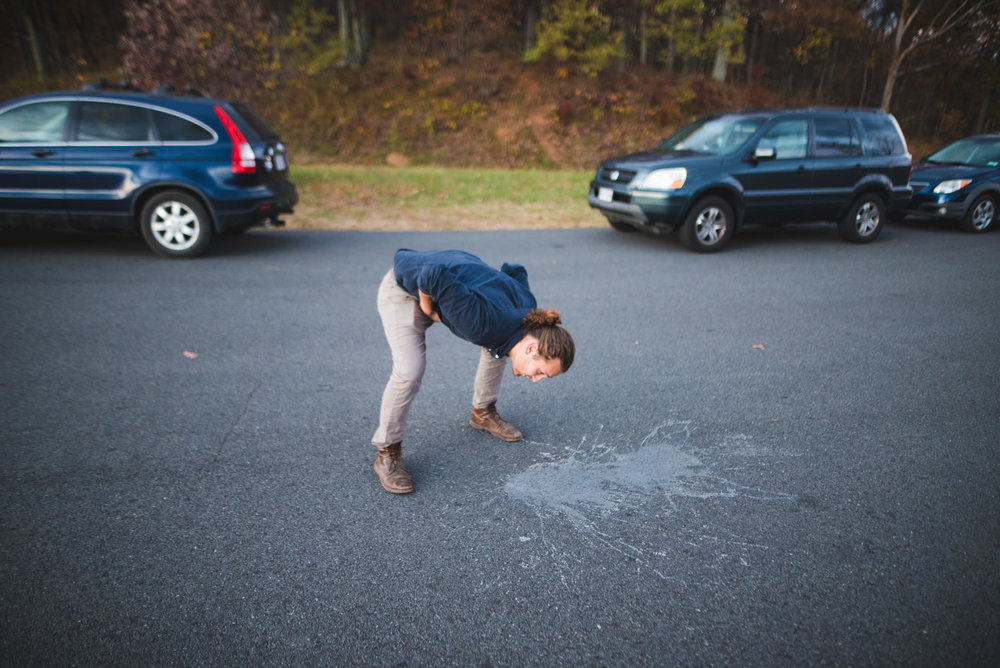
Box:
[214,105,256,174]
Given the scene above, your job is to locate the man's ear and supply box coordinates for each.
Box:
[525,340,538,356]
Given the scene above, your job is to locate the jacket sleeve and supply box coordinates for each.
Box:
[500,262,530,290]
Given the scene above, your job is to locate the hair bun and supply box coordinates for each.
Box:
[524,308,562,328]
[522,307,574,372]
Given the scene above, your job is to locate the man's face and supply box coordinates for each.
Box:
[512,355,562,383]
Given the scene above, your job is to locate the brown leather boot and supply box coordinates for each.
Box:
[373,442,414,494]
[469,402,522,442]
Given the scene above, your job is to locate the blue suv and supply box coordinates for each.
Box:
[0,84,297,257]
[589,108,911,252]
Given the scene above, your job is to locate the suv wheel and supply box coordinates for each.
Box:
[140,191,213,258]
[679,196,734,252]
[960,194,995,233]
[838,193,885,243]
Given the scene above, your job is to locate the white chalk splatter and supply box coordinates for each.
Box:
[504,421,794,582]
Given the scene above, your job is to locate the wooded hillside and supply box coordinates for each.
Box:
[2,0,998,167]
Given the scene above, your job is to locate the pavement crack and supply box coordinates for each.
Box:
[209,378,263,465]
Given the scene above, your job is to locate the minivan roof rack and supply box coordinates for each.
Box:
[804,106,885,113]
[736,106,887,114]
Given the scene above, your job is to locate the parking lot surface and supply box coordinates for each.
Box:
[1,223,998,665]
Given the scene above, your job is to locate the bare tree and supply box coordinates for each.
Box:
[337,0,369,66]
[879,0,998,110]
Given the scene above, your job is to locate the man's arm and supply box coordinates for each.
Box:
[418,290,441,322]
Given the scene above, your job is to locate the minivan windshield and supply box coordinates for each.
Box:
[925,138,1000,167]
[659,115,766,155]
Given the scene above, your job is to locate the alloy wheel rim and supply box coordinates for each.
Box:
[971,200,994,231]
[696,208,726,244]
[151,201,199,250]
[855,202,879,235]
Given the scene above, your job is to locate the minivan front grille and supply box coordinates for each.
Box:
[600,167,637,185]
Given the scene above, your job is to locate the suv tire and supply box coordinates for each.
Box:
[140,191,213,258]
[960,194,995,233]
[679,196,734,252]
[838,193,885,243]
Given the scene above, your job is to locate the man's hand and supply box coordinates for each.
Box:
[418,290,441,322]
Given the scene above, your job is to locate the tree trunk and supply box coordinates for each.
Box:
[338,0,368,67]
[817,39,838,102]
[745,16,759,83]
[524,0,550,57]
[881,55,902,110]
[858,60,868,107]
[23,12,46,81]
[338,0,349,59]
[667,6,676,74]
[639,5,647,66]
[711,0,737,83]
[975,88,991,134]
[353,1,368,65]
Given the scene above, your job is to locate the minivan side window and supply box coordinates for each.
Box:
[0,101,70,142]
[757,120,808,159]
[153,110,214,142]
[859,115,905,156]
[814,118,859,157]
[77,102,152,142]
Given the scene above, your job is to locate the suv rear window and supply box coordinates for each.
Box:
[859,115,905,156]
[229,102,278,141]
[153,110,214,142]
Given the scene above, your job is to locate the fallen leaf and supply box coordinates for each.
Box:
[752,344,766,350]
[183,351,198,359]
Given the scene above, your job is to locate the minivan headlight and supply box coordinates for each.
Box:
[933,179,971,194]
[641,167,687,190]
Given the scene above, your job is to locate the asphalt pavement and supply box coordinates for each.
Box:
[1,221,998,666]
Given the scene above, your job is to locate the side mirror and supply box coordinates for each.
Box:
[752,146,776,162]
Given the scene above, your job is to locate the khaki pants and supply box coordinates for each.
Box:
[372,269,507,447]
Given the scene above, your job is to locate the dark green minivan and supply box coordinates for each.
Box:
[588,108,912,252]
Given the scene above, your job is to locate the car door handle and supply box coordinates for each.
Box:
[131,149,156,158]
[31,149,56,158]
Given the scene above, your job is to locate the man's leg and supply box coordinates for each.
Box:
[469,348,522,442]
[372,269,432,493]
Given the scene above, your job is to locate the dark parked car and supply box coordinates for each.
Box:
[904,135,999,233]
[589,108,912,252]
[0,83,297,257]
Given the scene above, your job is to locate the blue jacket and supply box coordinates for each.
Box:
[393,249,536,358]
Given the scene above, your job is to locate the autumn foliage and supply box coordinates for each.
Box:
[120,0,278,99]
[1,0,997,167]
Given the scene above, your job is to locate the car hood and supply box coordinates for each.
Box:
[603,149,721,168]
[911,162,997,184]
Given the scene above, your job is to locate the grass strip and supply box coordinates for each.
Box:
[288,164,603,231]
